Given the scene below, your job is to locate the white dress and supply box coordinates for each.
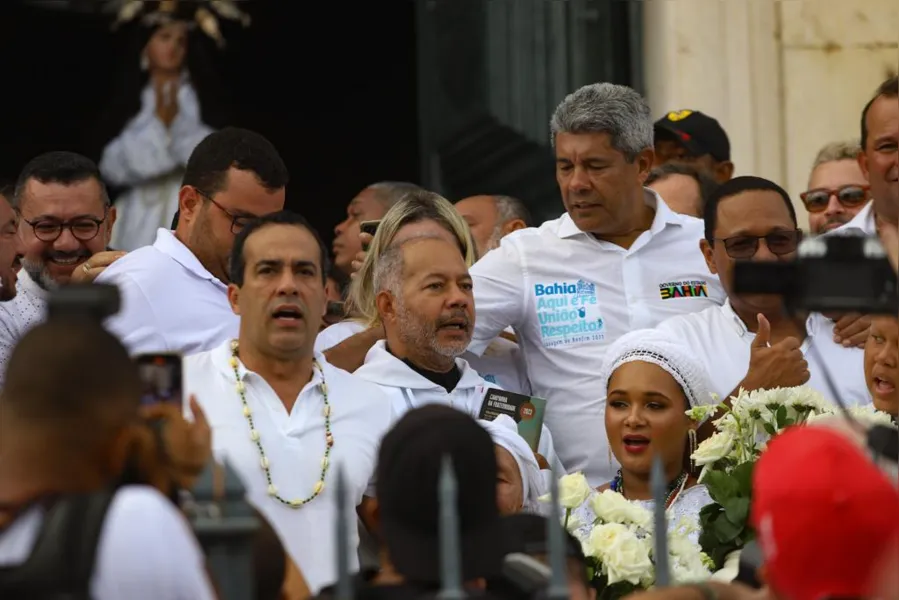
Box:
[569,485,713,544]
[100,74,213,251]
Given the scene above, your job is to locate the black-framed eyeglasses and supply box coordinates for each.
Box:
[799,184,869,213]
[713,229,802,260]
[21,206,109,243]
[194,188,255,235]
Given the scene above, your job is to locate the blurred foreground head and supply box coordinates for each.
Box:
[376,404,504,585]
[1,319,141,487]
[751,424,899,600]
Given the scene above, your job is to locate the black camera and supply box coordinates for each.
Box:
[733,235,897,315]
[46,283,121,321]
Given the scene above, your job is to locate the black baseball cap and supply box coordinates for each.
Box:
[376,404,504,584]
[654,110,731,162]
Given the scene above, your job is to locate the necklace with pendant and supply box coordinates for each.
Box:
[229,340,333,508]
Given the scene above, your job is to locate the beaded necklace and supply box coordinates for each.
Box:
[229,340,333,508]
[610,469,688,510]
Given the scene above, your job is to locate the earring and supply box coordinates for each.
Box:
[607,445,613,466]
[140,53,149,71]
[688,429,698,471]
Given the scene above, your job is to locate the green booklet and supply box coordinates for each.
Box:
[478,388,547,451]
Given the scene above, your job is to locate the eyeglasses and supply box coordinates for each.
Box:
[194,188,256,235]
[799,185,869,213]
[714,230,802,260]
[21,207,109,243]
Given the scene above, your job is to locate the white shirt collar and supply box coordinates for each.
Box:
[210,338,328,389]
[557,187,684,239]
[153,229,225,287]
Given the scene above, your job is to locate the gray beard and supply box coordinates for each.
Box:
[395,301,467,360]
[22,259,60,292]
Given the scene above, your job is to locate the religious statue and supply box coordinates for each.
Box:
[96,0,249,251]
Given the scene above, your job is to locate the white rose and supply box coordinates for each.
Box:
[583,521,627,559]
[600,527,654,586]
[555,472,594,509]
[691,430,735,467]
[590,490,651,528]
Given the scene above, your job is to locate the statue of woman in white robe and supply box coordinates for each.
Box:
[100,18,214,251]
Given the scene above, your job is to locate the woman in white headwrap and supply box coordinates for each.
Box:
[480,415,548,515]
[570,329,718,542]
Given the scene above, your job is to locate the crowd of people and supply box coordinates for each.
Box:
[0,15,896,600]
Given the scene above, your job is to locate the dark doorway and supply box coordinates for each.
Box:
[0,1,420,248]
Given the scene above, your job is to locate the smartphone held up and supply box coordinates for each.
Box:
[135,353,183,408]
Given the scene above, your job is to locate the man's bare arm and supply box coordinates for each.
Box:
[322,327,385,373]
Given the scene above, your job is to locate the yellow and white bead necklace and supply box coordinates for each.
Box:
[229,339,334,508]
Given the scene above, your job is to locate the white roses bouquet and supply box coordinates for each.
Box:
[547,473,712,600]
[688,385,895,569]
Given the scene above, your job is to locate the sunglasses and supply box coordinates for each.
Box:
[799,185,869,213]
[714,230,802,260]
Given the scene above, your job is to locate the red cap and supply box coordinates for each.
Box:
[751,425,899,600]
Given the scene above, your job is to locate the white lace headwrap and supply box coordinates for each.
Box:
[599,329,716,408]
[479,415,547,514]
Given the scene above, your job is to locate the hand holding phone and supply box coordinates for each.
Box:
[359,220,380,252]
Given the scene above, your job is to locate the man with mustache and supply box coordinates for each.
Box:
[183,211,392,594]
[353,235,487,416]
[353,234,560,474]
[0,152,125,380]
[0,184,24,302]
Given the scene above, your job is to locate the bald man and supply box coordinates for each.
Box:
[454,194,531,259]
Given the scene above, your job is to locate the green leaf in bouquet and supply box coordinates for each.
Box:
[730,461,756,497]
[723,497,750,525]
[775,405,788,428]
[763,423,776,436]
[714,511,744,543]
[701,469,739,503]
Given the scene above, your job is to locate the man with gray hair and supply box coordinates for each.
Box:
[354,233,560,462]
[331,181,421,279]
[465,83,725,484]
[454,194,532,258]
[801,140,869,234]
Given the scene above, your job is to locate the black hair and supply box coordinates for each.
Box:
[703,175,797,242]
[230,210,329,287]
[860,76,898,150]
[646,162,720,212]
[13,151,109,209]
[3,318,140,426]
[0,181,13,201]
[183,127,289,196]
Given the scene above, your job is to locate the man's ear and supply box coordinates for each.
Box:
[858,148,871,181]
[178,186,204,223]
[699,238,718,275]
[227,283,241,315]
[715,161,735,183]
[636,147,656,183]
[376,290,396,323]
[104,205,117,246]
[502,219,528,236]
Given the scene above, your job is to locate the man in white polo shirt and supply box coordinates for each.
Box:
[833,76,898,238]
[466,83,725,484]
[98,127,287,355]
[184,211,392,593]
[654,176,870,407]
